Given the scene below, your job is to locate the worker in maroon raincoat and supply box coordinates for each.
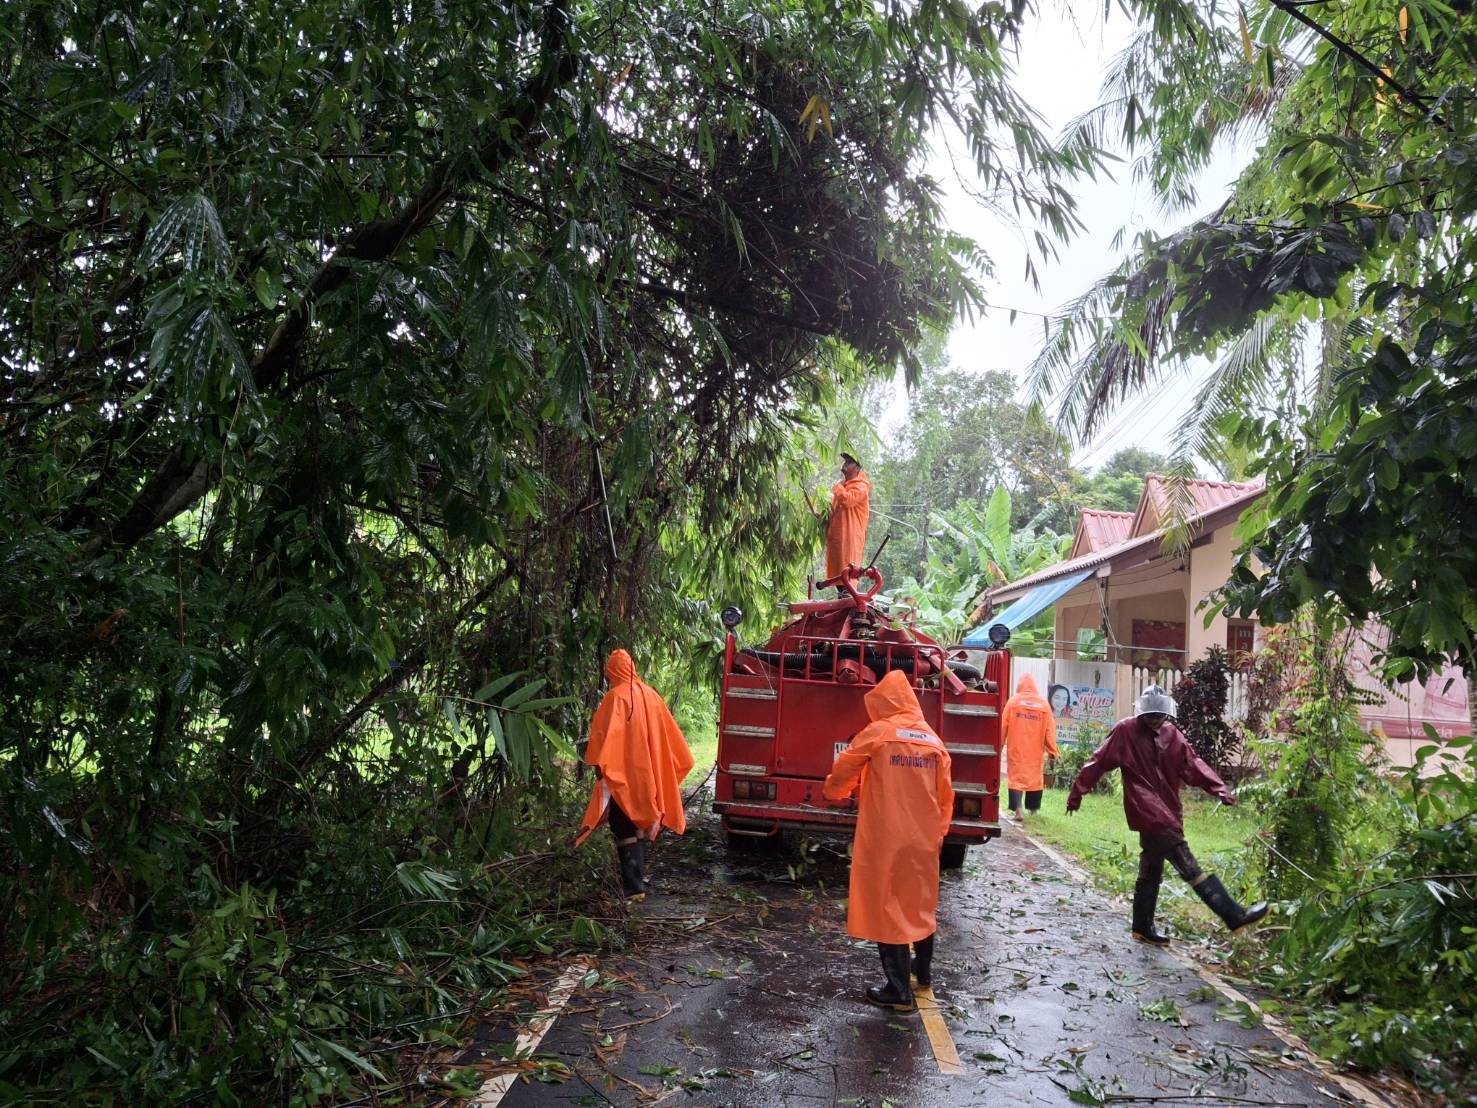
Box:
[823,670,954,1011]
[824,452,871,580]
[1066,685,1268,944]
[1001,673,1058,822]
[575,650,694,900]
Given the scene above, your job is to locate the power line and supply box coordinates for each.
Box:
[1072,362,1214,470]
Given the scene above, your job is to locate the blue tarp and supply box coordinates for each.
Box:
[961,569,1094,646]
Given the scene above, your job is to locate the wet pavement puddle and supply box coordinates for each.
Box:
[465,813,1395,1108]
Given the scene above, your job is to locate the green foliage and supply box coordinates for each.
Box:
[1074,470,1146,514]
[888,487,1069,643]
[872,364,1077,537]
[1253,738,1477,1100]
[1242,621,1379,899]
[0,772,612,1103]
[1099,448,1170,480]
[0,0,1101,1098]
[1173,646,1240,774]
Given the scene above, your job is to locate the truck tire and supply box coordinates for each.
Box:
[939,842,968,870]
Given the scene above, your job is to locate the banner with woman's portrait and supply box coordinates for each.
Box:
[1049,660,1117,748]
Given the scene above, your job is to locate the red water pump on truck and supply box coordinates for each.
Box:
[712,566,1009,869]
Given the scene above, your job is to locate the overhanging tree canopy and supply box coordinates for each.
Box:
[1028,0,1477,677]
[0,0,1103,1098]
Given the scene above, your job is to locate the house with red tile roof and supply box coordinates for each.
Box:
[968,474,1469,766]
[983,474,1267,668]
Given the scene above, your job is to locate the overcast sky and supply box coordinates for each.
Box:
[877,3,1252,472]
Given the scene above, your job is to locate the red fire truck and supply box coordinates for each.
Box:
[712,566,1009,868]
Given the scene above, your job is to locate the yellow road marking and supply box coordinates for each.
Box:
[914,985,964,1075]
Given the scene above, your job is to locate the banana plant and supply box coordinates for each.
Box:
[890,487,1070,643]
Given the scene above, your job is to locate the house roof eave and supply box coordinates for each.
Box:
[987,486,1266,605]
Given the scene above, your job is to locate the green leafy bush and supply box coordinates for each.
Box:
[1173,646,1240,775]
[1242,626,1380,898]
[0,766,612,1103]
[1053,739,1116,795]
[1257,737,1477,1100]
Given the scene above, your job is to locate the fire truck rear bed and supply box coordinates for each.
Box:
[711,572,1007,866]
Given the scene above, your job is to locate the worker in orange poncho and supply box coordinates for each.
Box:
[824,452,871,580]
[575,649,695,900]
[823,670,954,1011]
[1001,673,1058,823]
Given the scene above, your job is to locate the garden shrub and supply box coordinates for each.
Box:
[1172,646,1240,775]
[1258,737,1477,1100]
[1228,619,1474,1097]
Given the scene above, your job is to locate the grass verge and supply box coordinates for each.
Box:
[1020,785,1259,937]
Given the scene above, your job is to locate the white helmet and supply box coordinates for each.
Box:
[1135,685,1176,717]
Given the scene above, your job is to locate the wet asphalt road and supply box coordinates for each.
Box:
[489,816,1385,1108]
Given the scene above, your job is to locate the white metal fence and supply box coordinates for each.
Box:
[999,657,1251,723]
[1011,656,1053,695]
[1125,665,1250,722]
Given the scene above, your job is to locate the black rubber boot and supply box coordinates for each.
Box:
[865,943,915,1011]
[616,840,646,899]
[1131,878,1171,945]
[911,934,935,987]
[1195,874,1268,931]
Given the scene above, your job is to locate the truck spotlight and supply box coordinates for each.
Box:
[987,623,1011,647]
[720,605,743,629]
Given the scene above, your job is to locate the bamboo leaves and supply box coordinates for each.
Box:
[798,94,833,143]
[464,673,578,782]
[140,193,232,277]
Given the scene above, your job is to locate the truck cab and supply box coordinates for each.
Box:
[712,567,1007,868]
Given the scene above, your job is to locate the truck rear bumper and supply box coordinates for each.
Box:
[713,800,999,842]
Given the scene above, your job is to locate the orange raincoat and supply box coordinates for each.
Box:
[574,650,695,847]
[1002,674,1058,792]
[825,470,872,578]
[822,671,954,944]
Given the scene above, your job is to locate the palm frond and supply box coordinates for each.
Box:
[1168,312,1290,463]
[1024,253,1181,440]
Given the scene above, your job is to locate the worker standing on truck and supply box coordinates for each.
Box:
[1001,673,1058,823]
[823,452,871,580]
[1066,685,1268,944]
[574,649,694,901]
[823,669,954,1012]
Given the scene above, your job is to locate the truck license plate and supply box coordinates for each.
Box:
[833,742,848,760]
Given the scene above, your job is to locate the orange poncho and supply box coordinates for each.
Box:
[825,470,872,579]
[822,671,954,944]
[1001,673,1058,792]
[574,650,695,847]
